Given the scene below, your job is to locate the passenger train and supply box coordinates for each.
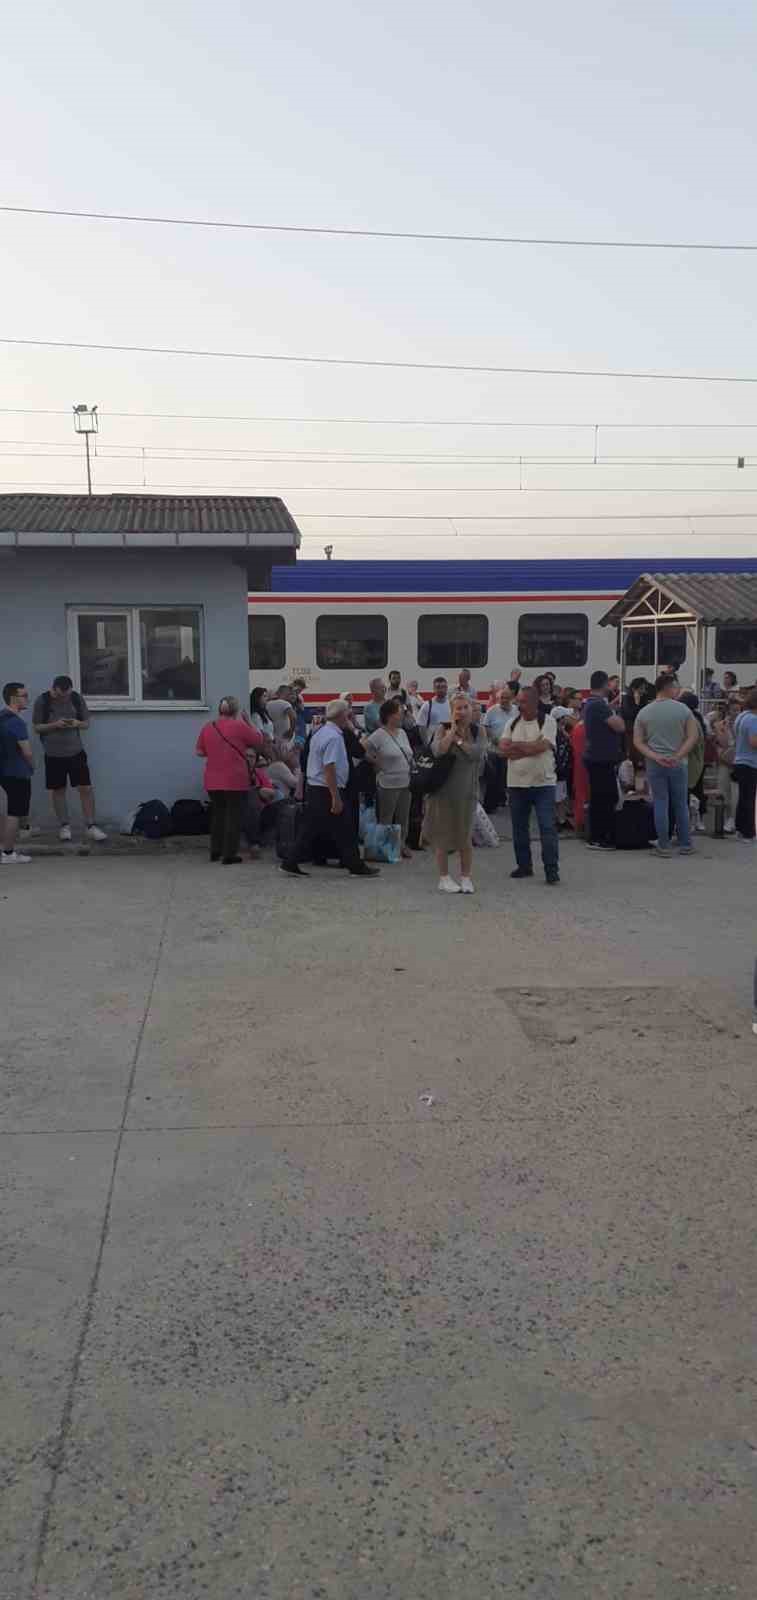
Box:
[248,558,757,704]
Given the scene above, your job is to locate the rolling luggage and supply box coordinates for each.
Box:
[275,799,306,860]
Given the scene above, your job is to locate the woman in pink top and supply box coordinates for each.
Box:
[195,695,263,864]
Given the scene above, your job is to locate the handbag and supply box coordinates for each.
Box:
[410,748,456,796]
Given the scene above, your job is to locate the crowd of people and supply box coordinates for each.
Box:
[3,666,756,888]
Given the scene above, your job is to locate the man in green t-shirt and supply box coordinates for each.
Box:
[634,674,699,857]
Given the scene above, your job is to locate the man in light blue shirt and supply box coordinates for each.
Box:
[733,688,757,841]
[281,700,379,878]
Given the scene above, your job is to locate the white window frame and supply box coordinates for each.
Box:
[67,605,207,710]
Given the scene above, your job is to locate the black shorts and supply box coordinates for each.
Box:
[45,751,92,791]
[1,776,32,818]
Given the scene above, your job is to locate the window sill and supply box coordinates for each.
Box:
[84,701,210,713]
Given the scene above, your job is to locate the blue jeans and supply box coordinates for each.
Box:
[646,760,690,849]
[508,785,559,876]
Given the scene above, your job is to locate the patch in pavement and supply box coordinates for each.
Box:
[496,986,725,1050]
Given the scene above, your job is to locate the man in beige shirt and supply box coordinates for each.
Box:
[500,683,560,884]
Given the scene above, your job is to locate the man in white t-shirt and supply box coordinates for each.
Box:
[417,677,451,745]
[455,668,476,700]
[501,684,560,885]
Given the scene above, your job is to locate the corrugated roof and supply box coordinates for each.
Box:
[271,556,757,594]
[0,493,300,545]
[599,572,757,627]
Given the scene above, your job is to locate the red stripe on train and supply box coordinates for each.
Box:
[248,592,623,604]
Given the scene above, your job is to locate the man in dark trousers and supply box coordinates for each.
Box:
[281,700,378,878]
[583,669,626,850]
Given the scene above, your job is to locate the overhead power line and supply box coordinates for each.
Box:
[5,336,757,385]
[3,202,757,253]
[2,406,757,428]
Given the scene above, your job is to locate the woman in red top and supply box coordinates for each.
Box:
[196,695,263,864]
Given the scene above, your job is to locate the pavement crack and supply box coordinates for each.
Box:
[30,867,178,1596]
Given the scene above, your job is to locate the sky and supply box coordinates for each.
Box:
[3,0,757,563]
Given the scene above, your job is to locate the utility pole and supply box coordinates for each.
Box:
[72,404,99,495]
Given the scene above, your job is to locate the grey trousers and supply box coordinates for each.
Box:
[376,786,411,844]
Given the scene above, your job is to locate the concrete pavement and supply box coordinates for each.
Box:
[2,835,756,1598]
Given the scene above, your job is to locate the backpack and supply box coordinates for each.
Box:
[39,689,86,724]
[170,798,210,835]
[132,799,172,840]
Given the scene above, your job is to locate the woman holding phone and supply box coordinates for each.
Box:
[423,692,486,893]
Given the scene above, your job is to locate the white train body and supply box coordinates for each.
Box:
[248,558,757,706]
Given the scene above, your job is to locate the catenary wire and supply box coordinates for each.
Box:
[2,406,757,428]
[5,336,757,385]
[3,203,757,252]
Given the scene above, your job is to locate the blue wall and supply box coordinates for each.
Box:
[0,549,249,827]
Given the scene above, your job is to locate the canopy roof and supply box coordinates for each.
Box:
[599,572,757,629]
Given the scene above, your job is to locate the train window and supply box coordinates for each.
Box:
[715,625,757,664]
[248,614,286,671]
[417,614,488,669]
[316,614,388,670]
[518,613,588,668]
[616,626,687,667]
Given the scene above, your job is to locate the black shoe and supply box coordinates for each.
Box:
[222,855,243,865]
[210,852,221,862]
[545,873,560,886]
[349,864,380,877]
[510,866,534,879]
[280,862,309,876]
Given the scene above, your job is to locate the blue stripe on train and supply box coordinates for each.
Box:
[271,557,757,593]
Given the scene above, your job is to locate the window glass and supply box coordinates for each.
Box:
[518,613,588,668]
[417,614,488,669]
[77,614,130,697]
[140,609,202,701]
[249,614,286,671]
[617,626,687,667]
[715,625,757,664]
[316,614,388,669]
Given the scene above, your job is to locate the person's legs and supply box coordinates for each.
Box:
[435,848,449,877]
[50,787,69,826]
[327,794,363,870]
[669,764,691,848]
[646,761,672,849]
[376,787,395,826]
[77,784,96,824]
[508,788,533,870]
[735,766,757,839]
[222,792,243,861]
[209,792,226,859]
[460,843,473,877]
[587,761,617,845]
[1,778,32,859]
[533,785,560,878]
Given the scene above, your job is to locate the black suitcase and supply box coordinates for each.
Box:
[275,799,306,860]
[614,799,655,850]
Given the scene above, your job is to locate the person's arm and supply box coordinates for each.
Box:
[322,761,342,813]
[672,715,700,763]
[362,732,380,764]
[434,724,457,754]
[607,712,625,734]
[33,714,65,734]
[18,738,34,771]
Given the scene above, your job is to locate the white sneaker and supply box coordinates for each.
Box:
[86,824,107,842]
[438,875,461,893]
[724,818,736,834]
[459,877,475,894]
[695,817,706,833]
[1,851,32,864]
[59,824,72,842]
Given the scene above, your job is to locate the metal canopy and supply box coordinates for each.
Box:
[599,572,757,630]
[598,571,757,694]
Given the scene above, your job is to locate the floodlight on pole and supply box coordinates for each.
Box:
[72,403,99,495]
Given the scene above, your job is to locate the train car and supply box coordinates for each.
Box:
[248,557,757,705]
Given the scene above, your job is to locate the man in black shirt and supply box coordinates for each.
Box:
[583,670,626,849]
